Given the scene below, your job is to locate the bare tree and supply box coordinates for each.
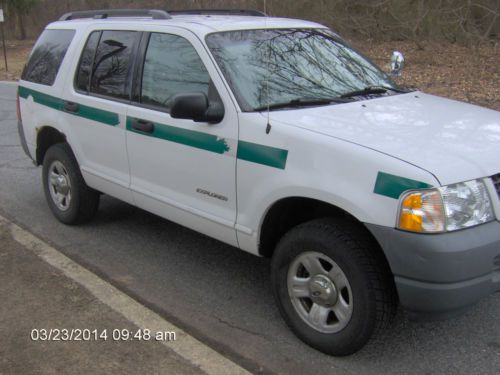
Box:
[4,0,499,46]
[5,0,37,40]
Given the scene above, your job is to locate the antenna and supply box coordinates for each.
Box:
[264,0,272,134]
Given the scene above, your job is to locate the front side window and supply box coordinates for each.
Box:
[206,29,398,111]
[90,30,138,100]
[22,29,75,86]
[141,33,212,111]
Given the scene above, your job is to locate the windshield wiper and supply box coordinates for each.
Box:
[340,85,409,99]
[254,97,350,112]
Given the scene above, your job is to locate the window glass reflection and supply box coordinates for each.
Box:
[22,29,75,86]
[207,29,395,111]
[90,31,137,100]
[75,31,100,93]
[141,33,211,110]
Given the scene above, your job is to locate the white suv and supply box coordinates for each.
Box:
[17,9,500,355]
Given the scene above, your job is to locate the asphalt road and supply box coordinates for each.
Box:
[1,82,499,374]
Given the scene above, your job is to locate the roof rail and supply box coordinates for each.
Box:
[59,9,171,21]
[168,9,267,17]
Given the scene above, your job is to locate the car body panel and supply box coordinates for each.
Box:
[234,112,440,254]
[267,92,500,186]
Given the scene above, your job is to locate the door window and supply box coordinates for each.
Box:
[141,33,216,111]
[75,31,100,93]
[90,30,138,100]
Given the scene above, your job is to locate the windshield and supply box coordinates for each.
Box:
[206,29,398,111]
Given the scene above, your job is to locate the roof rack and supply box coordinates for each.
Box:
[59,9,171,21]
[168,9,267,17]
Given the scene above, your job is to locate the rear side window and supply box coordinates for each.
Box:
[89,30,138,100]
[22,29,75,86]
[75,31,100,92]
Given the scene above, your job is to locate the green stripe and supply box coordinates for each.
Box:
[237,140,288,170]
[126,117,230,154]
[18,86,119,126]
[75,103,119,126]
[374,172,433,199]
[19,86,63,111]
[19,86,288,169]
[127,117,288,169]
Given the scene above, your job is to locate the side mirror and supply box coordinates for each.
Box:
[170,93,224,124]
[390,51,405,76]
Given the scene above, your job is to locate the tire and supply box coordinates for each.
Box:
[42,143,100,225]
[271,218,397,356]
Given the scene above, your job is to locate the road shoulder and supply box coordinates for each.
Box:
[0,214,250,375]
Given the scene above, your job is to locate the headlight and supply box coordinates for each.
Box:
[397,179,494,233]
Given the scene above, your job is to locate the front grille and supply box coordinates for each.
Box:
[491,173,500,200]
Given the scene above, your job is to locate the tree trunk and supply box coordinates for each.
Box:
[17,12,26,40]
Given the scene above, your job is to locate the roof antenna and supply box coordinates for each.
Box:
[264,0,272,135]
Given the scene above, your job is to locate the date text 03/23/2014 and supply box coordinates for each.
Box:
[30,328,177,342]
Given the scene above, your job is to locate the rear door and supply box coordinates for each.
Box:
[61,28,140,204]
[126,29,239,246]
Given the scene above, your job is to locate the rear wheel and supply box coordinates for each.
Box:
[42,143,99,224]
[271,218,397,356]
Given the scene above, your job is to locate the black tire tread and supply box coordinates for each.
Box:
[42,143,99,225]
[271,217,397,355]
[296,218,397,330]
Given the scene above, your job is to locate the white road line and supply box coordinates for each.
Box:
[0,81,18,86]
[0,214,251,375]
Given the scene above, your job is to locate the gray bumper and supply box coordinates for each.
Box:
[366,221,500,320]
[17,120,33,162]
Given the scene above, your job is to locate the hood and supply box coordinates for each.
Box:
[270,92,500,185]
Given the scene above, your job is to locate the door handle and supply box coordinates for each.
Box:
[131,119,154,133]
[64,101,80,113]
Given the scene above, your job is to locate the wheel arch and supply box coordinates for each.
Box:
[36,126,67,166]
[258,196,394,275]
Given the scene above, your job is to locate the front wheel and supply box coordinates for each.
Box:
[271,218,397,356]
[42,143,100,225]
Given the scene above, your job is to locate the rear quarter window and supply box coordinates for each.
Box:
[21,29,76,86]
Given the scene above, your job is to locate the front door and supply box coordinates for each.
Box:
[126,29,239,246]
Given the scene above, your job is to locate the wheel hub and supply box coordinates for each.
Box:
[287,251,353,333]
[48,160,72,211]
[309,274,338,307]
[55,175,70,195]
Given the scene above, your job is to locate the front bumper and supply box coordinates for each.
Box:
[366,221,500,320]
